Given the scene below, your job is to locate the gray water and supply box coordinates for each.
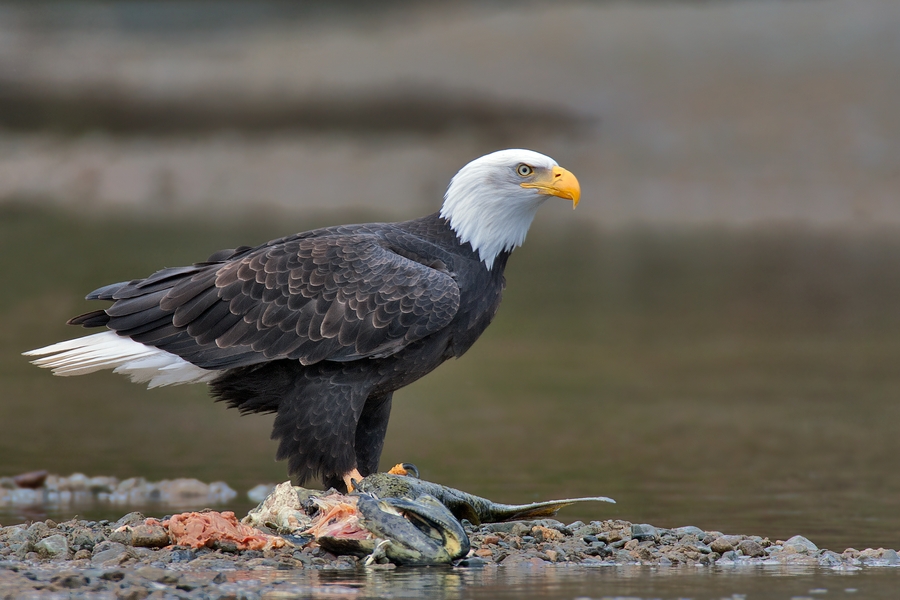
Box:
[2,207,899,596]
[200,564,900,599]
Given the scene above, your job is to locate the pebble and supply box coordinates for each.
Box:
[630,524,658,542]
[11,471,48,490]
[672,526,705,538]
[709,535,743,553]
[737,539,766,558]
[129,525,170,549]
[91,542,129,566]
[782,535,818,554]
[34,535,68,559]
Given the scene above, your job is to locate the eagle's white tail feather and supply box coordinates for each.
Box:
[24,331,217,388]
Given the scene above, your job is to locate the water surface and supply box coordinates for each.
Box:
[2,207,899,558]
[221,564,900,600]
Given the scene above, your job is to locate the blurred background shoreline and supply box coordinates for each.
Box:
[0,0,897,227]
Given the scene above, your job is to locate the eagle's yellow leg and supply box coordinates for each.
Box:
[344,463,418,491]
[342,468,364,492]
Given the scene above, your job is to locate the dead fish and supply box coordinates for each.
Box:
[243,473,615,566]
[356,472,615,526]
[316,493,470,566]
[243,481,469,565]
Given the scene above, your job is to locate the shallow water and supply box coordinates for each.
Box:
[219,564,900,600]
[2,207,900,594]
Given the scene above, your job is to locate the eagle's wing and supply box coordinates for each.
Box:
[77,231,460,369]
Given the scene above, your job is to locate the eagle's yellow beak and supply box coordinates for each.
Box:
[521,165,581,208]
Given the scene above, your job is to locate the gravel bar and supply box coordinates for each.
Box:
[2,512,898,599]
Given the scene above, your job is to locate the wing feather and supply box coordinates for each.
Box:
[89,227,460,370]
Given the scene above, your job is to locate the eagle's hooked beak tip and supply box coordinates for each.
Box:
[521,165,581,208]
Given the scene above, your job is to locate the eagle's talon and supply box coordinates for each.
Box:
[387,463,419,478]
[342,468,364,492]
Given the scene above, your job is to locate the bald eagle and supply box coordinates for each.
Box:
[25,149,580,491]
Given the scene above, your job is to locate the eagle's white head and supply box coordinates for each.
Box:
[440,149,581,268]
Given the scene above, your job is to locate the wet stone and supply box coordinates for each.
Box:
[91,541,129,565]
[35,534,69,559]
[26,522,52,543]
[672,526,706,538]
[108,528,132,546]
[531,526,565,543]
[165,548,196,563]
[130,525,170,549]
[819,550,844,567]
[113,513,146,530]
[572,522,604,537]
[68,526,103,552]
[631,524,659,542]
[709,535,742,554]
[737,539,766,558]
[12,470,49,489]
[719,550,740,562]
[782,535,818,554]
[511,523,535,537]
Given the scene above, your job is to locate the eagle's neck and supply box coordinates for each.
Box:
[440,174,545,270]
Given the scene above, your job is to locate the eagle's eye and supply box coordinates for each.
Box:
[516,164,534,177]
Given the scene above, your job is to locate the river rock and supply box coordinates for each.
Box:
[12,470,48,489]
[782,535,818,554]
[631,524,659,542]
[818,550,844,566]
[709,535,742,554]
[35,534,69,558]
[91,541,129,565]
[130,524,170,548]
[737,539,766,557]
[68,526,103,552]
[672,526,705,538]
[114,512,147,529]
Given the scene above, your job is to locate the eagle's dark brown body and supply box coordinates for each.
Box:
[71,213,510,489]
